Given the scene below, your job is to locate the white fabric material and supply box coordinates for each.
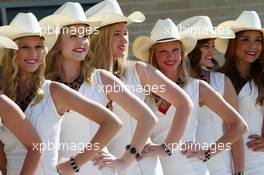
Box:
[146,78,210,175]
[59,69,117,175]
[107,61,164,175]
[0,80,62,175]
[238,81,264,175]
[196,72,232,175]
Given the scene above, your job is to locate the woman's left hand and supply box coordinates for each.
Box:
[246,135,264,152]
[180,141,205,160]
[56,157,75,175]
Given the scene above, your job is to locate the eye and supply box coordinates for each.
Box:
[19,45,30,49]
[256,38,263,43]
[82,34,90,39]
[113,32,120,37]
[172,48,180,52]
[69,34,78,38]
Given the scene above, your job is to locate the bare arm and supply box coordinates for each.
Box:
[100,69,157,166]
[199,80,248,157]
[136,61,193,145]
[0,141,6,175]
[223,76,244,172]
[50,82,122,170]
[0,94,42,175]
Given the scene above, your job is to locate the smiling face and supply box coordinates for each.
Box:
[154,40,182,74]
[16,36,44,76]
[199,39,215,68]
[111,22,128,59]
[235,30,263,64]
[60,24,89,61]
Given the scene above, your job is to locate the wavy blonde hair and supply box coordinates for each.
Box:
[45,26,94,84]
[148,41,190,88]
[0,38,46,105]
[90,23,127,79]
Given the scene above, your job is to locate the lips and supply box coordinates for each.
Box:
[245,51,257,56]
[73,48,85,53]
[24,59,38,64]
[118,45,126,51]
[164,61,176,66]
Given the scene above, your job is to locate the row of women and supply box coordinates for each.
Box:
[0,0,263,174]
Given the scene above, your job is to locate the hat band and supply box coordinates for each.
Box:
[156,37,177,42]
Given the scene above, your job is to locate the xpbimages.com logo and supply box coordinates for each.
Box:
[32,141,100,153]
[98,82,166,96]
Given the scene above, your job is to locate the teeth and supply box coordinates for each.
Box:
[25,60,37,64]
[73,48,84,52]
[246,51,256,56]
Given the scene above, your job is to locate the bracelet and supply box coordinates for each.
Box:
[202,149,211,162]
[234,172,244,175]
[126,144,140,159]
[70,156,80,172]
[160,143,172,156]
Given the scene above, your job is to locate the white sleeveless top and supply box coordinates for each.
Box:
[107,61,164,175]
[59,69,117,175]
[146,78,210,175]
[238,81,264,175]
[195,72,232,175]
[0,80,62,175]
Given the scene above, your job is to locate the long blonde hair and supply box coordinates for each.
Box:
[90,23,127,79]
[45,27,94,84]
[0,39,45,105]
[148,42,190,88]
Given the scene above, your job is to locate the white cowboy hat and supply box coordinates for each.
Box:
[178,16,235,40]
[133,18,197,62]
[39,2,101,29]
[215,10,264,54]
[85,0,145,28]
[0,13,57,51]
[0,35,18,64]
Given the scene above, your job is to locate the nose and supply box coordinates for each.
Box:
[28,47,38,57]
[207,47,214,56]
[121,35,128,45]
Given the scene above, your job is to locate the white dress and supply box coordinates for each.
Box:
[107,61,164,175]
[195,72,232,175]
[0,80,62,175]
[146,78,210,175]
[238,81,264,175]
[59,69,117,175]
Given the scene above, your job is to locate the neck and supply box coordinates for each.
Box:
[162,69,179,82]
[58,58,81,82]
[235,59,251,78]
[18,72,33,97]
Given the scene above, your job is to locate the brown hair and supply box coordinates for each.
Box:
[219,30,264,106]
[187,39,219,78]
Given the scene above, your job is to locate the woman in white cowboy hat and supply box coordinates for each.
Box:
[41,2,158,175]
[87,1,193,175]
[133,18,247,175]
[216,10,264,175]
[0,36,42,175]
[0,12,122,175]
[178,16,245,175]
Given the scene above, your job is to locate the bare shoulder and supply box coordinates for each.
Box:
[224,75,234,89]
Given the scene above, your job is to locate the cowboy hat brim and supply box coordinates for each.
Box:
[0,25,57,51]
[0,36,18,64]
[40,14,101,30]
[133,35,196,62]
[88,11,145,28]
[215,20,264,53]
